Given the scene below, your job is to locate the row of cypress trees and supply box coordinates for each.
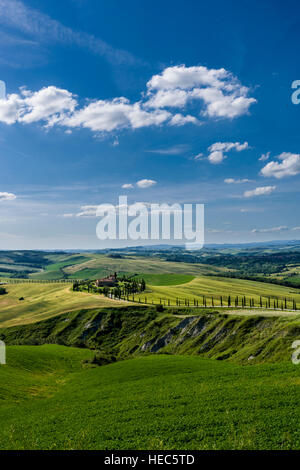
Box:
[124,294,298,310]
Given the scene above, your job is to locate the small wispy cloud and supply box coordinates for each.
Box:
[145,144,190,155]
[0,0,139,65]
[121,179,157,190]
[207,228,233,234]
[252,226,288,233]
[243,186,276,198]
[259,151,270,162]
[76,205,98,217]
[240,208,264,213]
[194,153,205,161]
[224,178,251,184]
[0,191,17,201]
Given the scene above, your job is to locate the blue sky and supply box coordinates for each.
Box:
[0,0,300,249]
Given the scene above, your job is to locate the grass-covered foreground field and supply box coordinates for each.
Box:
[0,345,300,450]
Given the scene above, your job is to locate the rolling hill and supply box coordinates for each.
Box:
[0,283,130,328]
[0,345,300,449]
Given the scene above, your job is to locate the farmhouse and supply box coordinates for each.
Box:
[95,272,118,288]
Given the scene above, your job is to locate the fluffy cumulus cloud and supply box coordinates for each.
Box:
[146,65,256,119]
[0,93,21,124]
[260,152,300,179]
[0,86,76,126]
[121,180,157,189]
[169,113,198,126]
[0,191,17,201]
[20,87,76,125]
[205,141,249,164]
[0,65,256,134]
[64,98,171,132]
[136,179,157,189]
[244,186,276,198]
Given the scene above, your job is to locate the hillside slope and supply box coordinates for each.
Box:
[1,306,300,364]
[0,284,130,327]
[144,275,300,306]
[1,346,300,449]
[29,253,227,280]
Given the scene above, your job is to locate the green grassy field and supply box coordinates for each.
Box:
[1,250,300,451]
[133,273,195,285]
[1,345,300,450]
[29,254,95,280]
[29,254,227,280]
[139,275,300,308]
[1,273,300,330]
[0,283,130,328]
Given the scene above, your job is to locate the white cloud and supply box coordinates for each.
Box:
[169,113,199,126]
[76,205,98,217]
[259,151,270,162]
[62,98,172,132]
[207,228,233,234]
[224,178,251,184]
[146,65,256,119]
[260,152,300,179]
[146,144,190,155]
[136,179,157,189]
[147,65,229,90]
[62,213,74,218]
[206,141,249,164]
[244,186,276,198]
[210,141,249,153]
[122,180,157,189]
[0,94,21,124]
[208,150,224,164]
[0,191,17,201]
[20,86,76,125]
[194,153,204,161]
[292,227,300,231]
[252,226,288,233]
[146,89,190,108]
[193,87,256,119]
[0,86,76,126]
[0,65,256,134]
